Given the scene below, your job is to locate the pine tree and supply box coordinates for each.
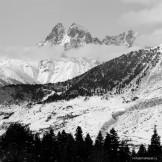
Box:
[61,130,68,144]
[1,123,34,162]
[93,131,104,162]
[40,128,55,162]
[104,132,111,151]
[137,144,147,157]
[33,133,42,161]
[148,125,161,157]
[110,128,119,153]
[109,128,120,162]
[131,147,136,157]
[85,133,93,160]
[75,126,85,161]
[94,131,103,150]
[75,126,84,143]
[119,141,130,162]
[65,133,76,162]
[103,132,111,161]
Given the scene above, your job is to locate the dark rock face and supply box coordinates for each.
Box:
[65,23,93,50]
[125,30,137,47]
[45,23,65,45]
[102,30,137,47]
[39,23,138,49]
[92,37,102,45]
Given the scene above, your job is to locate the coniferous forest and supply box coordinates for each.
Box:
[0,123,161,162]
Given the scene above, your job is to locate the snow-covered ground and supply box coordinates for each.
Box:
[0,94,162,145]
[113,104,162,146]
[0,96,125,136]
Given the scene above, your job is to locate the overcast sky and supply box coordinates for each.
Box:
[0,0,162,62]
[0,0,162,46]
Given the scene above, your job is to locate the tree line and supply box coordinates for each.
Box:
[0,123,161,162]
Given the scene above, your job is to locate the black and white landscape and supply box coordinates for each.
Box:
[0,0,162,161]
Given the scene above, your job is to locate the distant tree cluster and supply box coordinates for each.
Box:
[0,123,161,162]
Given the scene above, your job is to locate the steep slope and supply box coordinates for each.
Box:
[39,23,138,50]
[0,57,99,85]
[0,58,39,86]
[38,57,99,83]
[46,46,161,102]
[111,98,162,145]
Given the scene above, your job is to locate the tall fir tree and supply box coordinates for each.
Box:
[85,133,93,160]
[65,133,76,162]
[131,147,136,157]
[40,128,56,162]
[75,126,85,161]
[119,140,130,162]
[75,126,84,143]
[1,123,35,162]
[109,128,120,162]
[94,131,104,150]
[103,132,111,161]
[93,131,104,162]
[33,133,42,161]
[137,144,147,157]
[148,125,161,157]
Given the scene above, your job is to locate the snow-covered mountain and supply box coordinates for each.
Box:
[0,57,99,86]
[0,58,39,86]
[38,57,99,84]
[1,45,162,145]
[38,23,138,50]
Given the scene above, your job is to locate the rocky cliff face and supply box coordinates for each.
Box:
[45,23,66,45]
[39,23,138,50]
[102,30,138,47]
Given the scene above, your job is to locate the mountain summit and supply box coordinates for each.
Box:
[38,23,138,50]
[45,23,65,45]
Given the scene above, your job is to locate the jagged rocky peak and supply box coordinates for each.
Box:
[39,23,138,49]
[64,23,93,50]
[45,23,66,45]
[102,30,138,47]
[92,37,101,44]
[67,23,91,39]
[68,23,87,33]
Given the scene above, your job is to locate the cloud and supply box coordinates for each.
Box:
[122,0,161,6]
[0,44,141,62]
[0,44,65,61]
[119,2,162,27]
[135,29,162,47]
[66,45,141,62]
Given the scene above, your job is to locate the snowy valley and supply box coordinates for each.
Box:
[0,45,162,146]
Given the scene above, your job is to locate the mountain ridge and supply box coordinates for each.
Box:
[38,23,139,50]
